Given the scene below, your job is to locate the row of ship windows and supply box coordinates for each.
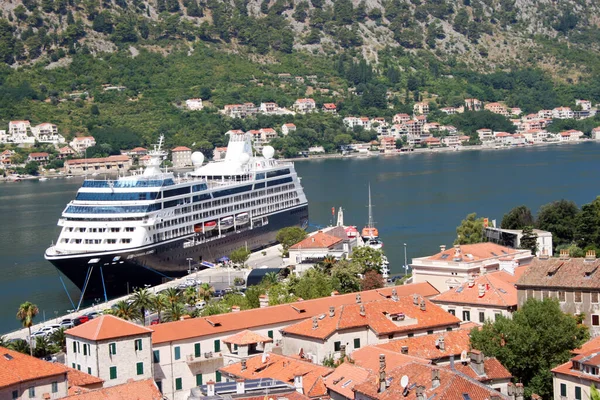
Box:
[65,227,135,233]
[60,238,132,244]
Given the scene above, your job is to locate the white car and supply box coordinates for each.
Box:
[195,301,207,310]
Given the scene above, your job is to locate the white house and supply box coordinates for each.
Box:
[576,99,592,111]
[70,136,96,153]
[552,107,574,119]
[281,123,296,135]
[592,127,600,140]
[185,98,203,111]
[293,98,316,113]
[259,102,278,113]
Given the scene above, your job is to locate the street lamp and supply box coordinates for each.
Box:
[403,243,408,273]
[186,258,193,274]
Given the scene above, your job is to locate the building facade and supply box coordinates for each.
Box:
[171,146,192,168]
[64,155,132,175]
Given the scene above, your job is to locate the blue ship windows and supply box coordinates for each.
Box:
[254,182,265,189]
[163,187,191,198]
[267,177,293,187]
[266,168,290,179]
[192,183,207,192]
[193,194,211,202]
[82,179,174,188]
[76,192,160,201]
[255,173,265,180]
[212,185,253,198]
[65,204,161,214]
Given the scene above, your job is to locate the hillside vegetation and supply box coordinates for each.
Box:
[1,0,600,154]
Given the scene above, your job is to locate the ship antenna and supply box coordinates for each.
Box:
[367,183,374,229]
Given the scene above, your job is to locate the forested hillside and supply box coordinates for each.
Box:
[1,0,600,155]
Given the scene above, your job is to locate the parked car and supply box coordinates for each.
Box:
[31,330,49,338]
[213,289,226,298]
[84,311,100,319]
[73,315,90,326]
[41,355,57,363]
[150,319,160,325]
[195,301,207,310]
[60,319,74,329]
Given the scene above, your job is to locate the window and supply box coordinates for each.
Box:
[153,350,160,363]
[408,333,414,338]
[216,371,222,382]
[268,330,274,339]
[196,374,203,386]
[77,342,80,353]
[12,390,17,399]
[527,289,533,299]
[560,383,567,397]
[479,312,485,323]
[194,343,201,358]
[559,291,566,302]
[446,327,453,332]
[52,381,58,393]
[334,341,341,352]
[593,292,599,304]
[109,366,117,380]
[354,338,361,349]
[542,290,549,299]
[28,387,35,398]
[575,386,582,400]
[72,363,76,369]
[77,364,81,371]
[593,315,600,326]
[135,339,143,351]
[448,309,455,316]
[174,346,181,360]
[175,378,182,391]
[462,310,471,321]
[575,291,582,303]
[136,362,144,375]
[214,340,220,353]
[72,341,77,353]
[109,343,116,355]
[83,343,87,356]
[88,367,92,375]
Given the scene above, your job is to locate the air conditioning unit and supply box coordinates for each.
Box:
[187,355,194,362]
[204,352,213,359]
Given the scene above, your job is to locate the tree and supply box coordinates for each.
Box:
[152,294,169,323]
[574,198,600,249]
[360,270,384,291]
[591,385,600,400]
[331,259,361,293]
[197,283,214,301]
[33,336,52,358]
[501,205,534,230]
[163,287,182,306]
[23,161,40,176]
[319,255,337,274]
[470,298,589,398]
[350,246,383,274]
[16,301,39,356]
[184,286,198,305]
[276,226,307,256]
[131,288,154,325]
[454,213,484,245]
[165,302,187,322]
[536,200,579,248]
[49,328,66,352]
[520,226,538,255]
[111,300,134,320]
[230,247,251,267]
[262,272,280,287]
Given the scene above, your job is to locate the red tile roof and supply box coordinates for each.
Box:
[64,367,104,388]
[425,243,523,262]
[574,336,600,355]
[66,155,130,165]
[552,348,600,384]
[431,266,527,308]
[353,362,508,400]
[517,257,600,289]
[351,346,429,371]
[151,283,439,344]
[222,330,273,345]
[282,296,460,340]
[0,347,67,388]
[376,329,472,360]
[72,136,95,141]
[64,378,162,399]
[29,152,49,158]
[219,353,333,397]
[323,103,337,109]
[237,393,310,400]
[172,146,191,152]
[65,315,153,341]
[289,231,343,250]
[324,362,371,399]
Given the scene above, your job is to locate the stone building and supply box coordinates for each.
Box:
[171,146,192,168]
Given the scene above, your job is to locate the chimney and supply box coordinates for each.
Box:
[401,346,408,355]
[259,294,269,308]
[468,275,475,288]
[516,383,524,400]
[329,306,335,317]
[431,368,440,389]
[360,304,366,317]
[231,305,240,312]
[206,380,215,397]
[437,337,445,351]
[420,299,426,311]
[478,284,485,298]
[391,288,398,301]
[453,245,462,261]
[340,344,346,359]
[241,358,247,371]
[586,250,597,262]
[294,375,303,394]
[236,379,245,395]
[413,294,419,305]
[356,293,362,304]
[560,248,570,260]
[469,350,485,375]
[416,385,425,400]
[378,354,386,393]
[440,244,446,253]
[312,316,318,330]
[507,383,514,397]
[539,248,549,260]
[331,291,339,296]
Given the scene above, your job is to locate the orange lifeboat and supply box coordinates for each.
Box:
[362,227,379,238]
[195,221,217,233]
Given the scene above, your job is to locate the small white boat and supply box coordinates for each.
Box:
[235,212,249,225]
[220,216,234,228]
[366,238,384,250]
[66,175,73,179]
[38,177,48,181]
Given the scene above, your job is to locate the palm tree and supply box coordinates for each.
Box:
[16,301,39,356]
[33,336,51,358]
[131,288,154,325]
[152,294,169,323]
[112,300,135,321]
[49,328,67,352]
[184,286,198,306]
[8,339,30,355]
[197,283,214,302]
[320,255,337,274]
[0,336,8,348]
[164,287,182,307]
[262,272,279,287]
[165,303,187,322]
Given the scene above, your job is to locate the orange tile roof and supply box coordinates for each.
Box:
[448,358,512,381]
[238,393,310,400]
[517,257,600,289]
[65,315,153,341]
[151,283,439,344]
[64,378,162,399]
[222,330,273,345]
[56,365,104,388]
[574,336,600,355]
[29,152,49,158]
[351,346,430,371]
[219,353,333,397]
[66,155,130,165]
[172,146,191,152]
[425,243,522,262]
[431,266,527,307]
[552,349,600,384]
[353,362,508,400]
[324,362,370,399]
[376,329,472,360]
[0,347,67,388]
[282,296,460,340]
[289,231,343,250]
[72,136,95,141]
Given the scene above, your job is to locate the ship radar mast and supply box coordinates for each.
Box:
[143,134,168,177]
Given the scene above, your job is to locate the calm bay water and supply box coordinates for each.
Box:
[1,142,599,333]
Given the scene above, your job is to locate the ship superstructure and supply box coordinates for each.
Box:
[45,132,308,296]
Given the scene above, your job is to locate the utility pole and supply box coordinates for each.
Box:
[404,243,408,273]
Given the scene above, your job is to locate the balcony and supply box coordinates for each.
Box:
[185,351,223,364]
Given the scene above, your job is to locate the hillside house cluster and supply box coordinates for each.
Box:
[0,121,66,145]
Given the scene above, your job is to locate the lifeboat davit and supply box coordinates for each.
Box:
[196,221,217,233]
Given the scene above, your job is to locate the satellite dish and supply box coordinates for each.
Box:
[262,146,275,159]
[400,375,409,388]
[191,151,204,166]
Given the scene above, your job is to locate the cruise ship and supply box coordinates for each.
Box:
[45,132,309,297]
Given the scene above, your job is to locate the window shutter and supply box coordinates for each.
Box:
[194,343,201,358]
[136,362,144,375]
